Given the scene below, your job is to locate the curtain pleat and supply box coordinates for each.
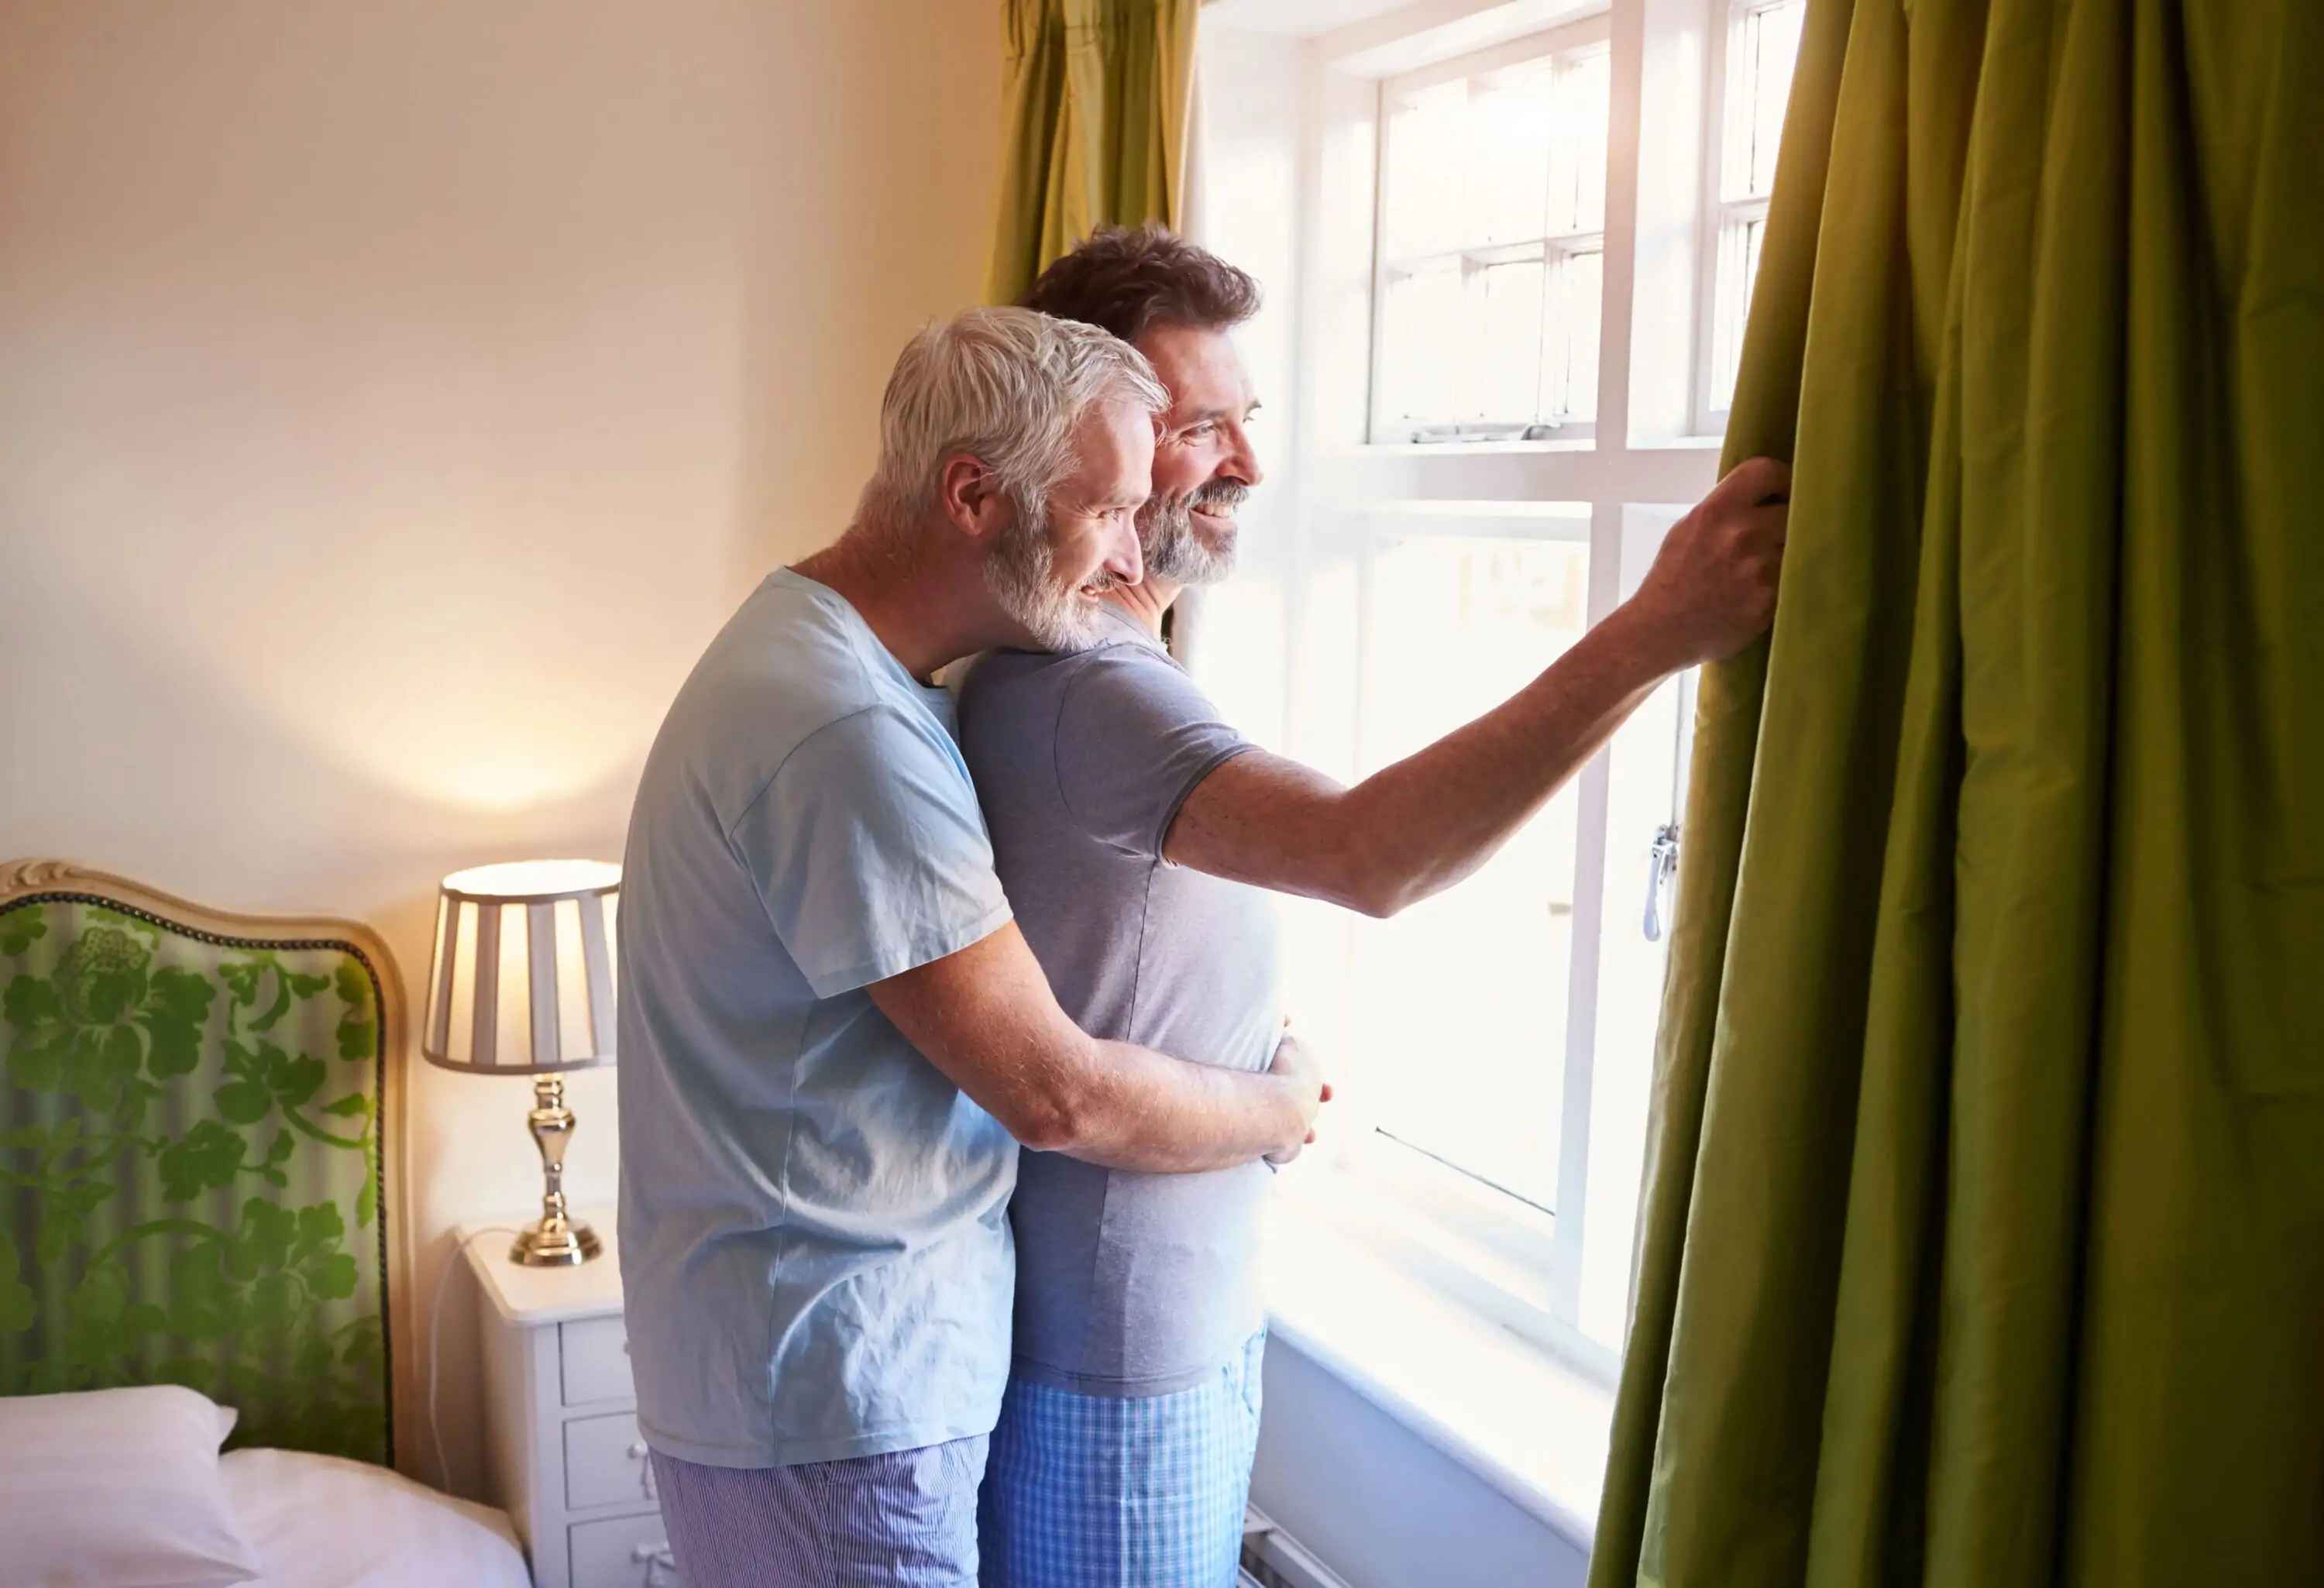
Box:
[985,0,1198,304]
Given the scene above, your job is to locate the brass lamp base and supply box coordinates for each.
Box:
[511,1211,601,1267]
[509,1071,602,1266]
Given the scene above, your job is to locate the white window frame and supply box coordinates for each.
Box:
[1243,0,1749,1375]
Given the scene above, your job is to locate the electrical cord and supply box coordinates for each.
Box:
[426,1225,522,1494]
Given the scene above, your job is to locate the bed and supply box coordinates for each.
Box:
[0,858,532,1588]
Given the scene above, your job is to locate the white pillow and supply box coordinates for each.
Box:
[218,1448,532,1588]
[0,1383,263,1588]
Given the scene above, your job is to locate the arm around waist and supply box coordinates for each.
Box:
[868,921,1321,1174]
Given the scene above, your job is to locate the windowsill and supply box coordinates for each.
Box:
[1329,432,1728,459]
[1337,437,1598,457]
[1262,1185,1614,1552]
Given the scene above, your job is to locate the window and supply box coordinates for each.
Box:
[1353,521,1592,1212]
[1704,0,1807,414]
[1373,25,1611,442]
[1194,0,1803,1376]
[1318,504,1693,1371]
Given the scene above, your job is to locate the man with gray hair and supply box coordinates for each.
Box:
[617,306,1328,1587]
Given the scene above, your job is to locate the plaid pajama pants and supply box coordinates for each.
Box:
[976,1331,1267,1588]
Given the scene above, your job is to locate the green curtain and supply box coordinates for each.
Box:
[985,0,1197,304]
[1591,0,2323,1584]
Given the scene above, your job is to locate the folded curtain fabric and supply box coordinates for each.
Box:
[985,0,1198,305]
[1591,2,2324,1585]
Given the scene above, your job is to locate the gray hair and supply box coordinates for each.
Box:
[858,305,1168,537]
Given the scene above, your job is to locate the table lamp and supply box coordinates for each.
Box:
[421,859,619,1266]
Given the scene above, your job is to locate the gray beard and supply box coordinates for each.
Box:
[1139,482,1244,586]
[984,502,1116,653]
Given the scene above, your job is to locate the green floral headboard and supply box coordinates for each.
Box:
[0,861,406,1466]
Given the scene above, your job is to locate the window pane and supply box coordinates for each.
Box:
[1384,81,1466,259]
[1466,64,1554,246]
[1464,256,1547,422]
[1372,39,1614,440]
[1353,534,1590,1208]
[1380,261,1463,425]
[1543,247,1603,421]
[1726,0,1805,201]
[1710,214,1765,409]
[1552,46,1611,235]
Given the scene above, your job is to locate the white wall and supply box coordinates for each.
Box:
[0,0,1001,1497]
[1257,1337,1590,1588]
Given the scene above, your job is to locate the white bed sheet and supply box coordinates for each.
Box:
[219,1447,534,1588]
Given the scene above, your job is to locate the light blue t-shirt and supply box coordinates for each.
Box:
[617,567,1019,1468]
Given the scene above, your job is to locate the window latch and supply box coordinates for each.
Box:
[1644,823,1681,943]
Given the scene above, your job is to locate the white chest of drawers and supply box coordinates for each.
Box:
[462,1213,682,1588]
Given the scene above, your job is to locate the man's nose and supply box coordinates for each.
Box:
[1105,521,1144,586]
[1226,421,1264,489]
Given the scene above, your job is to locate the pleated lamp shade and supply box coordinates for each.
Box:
[422,860,619,1074]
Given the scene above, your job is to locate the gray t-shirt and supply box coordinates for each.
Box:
[957,605,1283,1397]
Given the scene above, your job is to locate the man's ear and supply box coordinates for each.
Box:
[934,452,1012,544]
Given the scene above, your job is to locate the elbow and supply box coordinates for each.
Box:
[1331,856,1419,920]
[996,1079,1093,1155]
[1305,819,1428,919]
[1356,877,1426,919]
[1332,838,1480,919]
[1008,1109,1079,1155]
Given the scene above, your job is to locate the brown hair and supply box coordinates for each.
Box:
[1019,225,1261,346]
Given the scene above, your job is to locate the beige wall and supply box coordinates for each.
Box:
[0,0,1002,1494]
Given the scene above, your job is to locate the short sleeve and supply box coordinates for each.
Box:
[1051,648,1255,861]
[734,705,1014,999]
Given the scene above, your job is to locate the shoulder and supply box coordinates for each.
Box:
[1054,638,1224,734]
[654,576,944,816]
[957,643,1108,740]
[722,703,975,853]
[784,698,961,780]
[963,639,1223,747]
[674,576,874,717]
[736,573,897,717]
[958,641,1111,696]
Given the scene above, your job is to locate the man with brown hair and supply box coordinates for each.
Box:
[956,226,1789,1586]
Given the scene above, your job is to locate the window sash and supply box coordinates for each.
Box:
[1368,18,1615,445]
[1376,235,1607,441]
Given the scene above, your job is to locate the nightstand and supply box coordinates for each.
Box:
[462,1211,680,1588]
